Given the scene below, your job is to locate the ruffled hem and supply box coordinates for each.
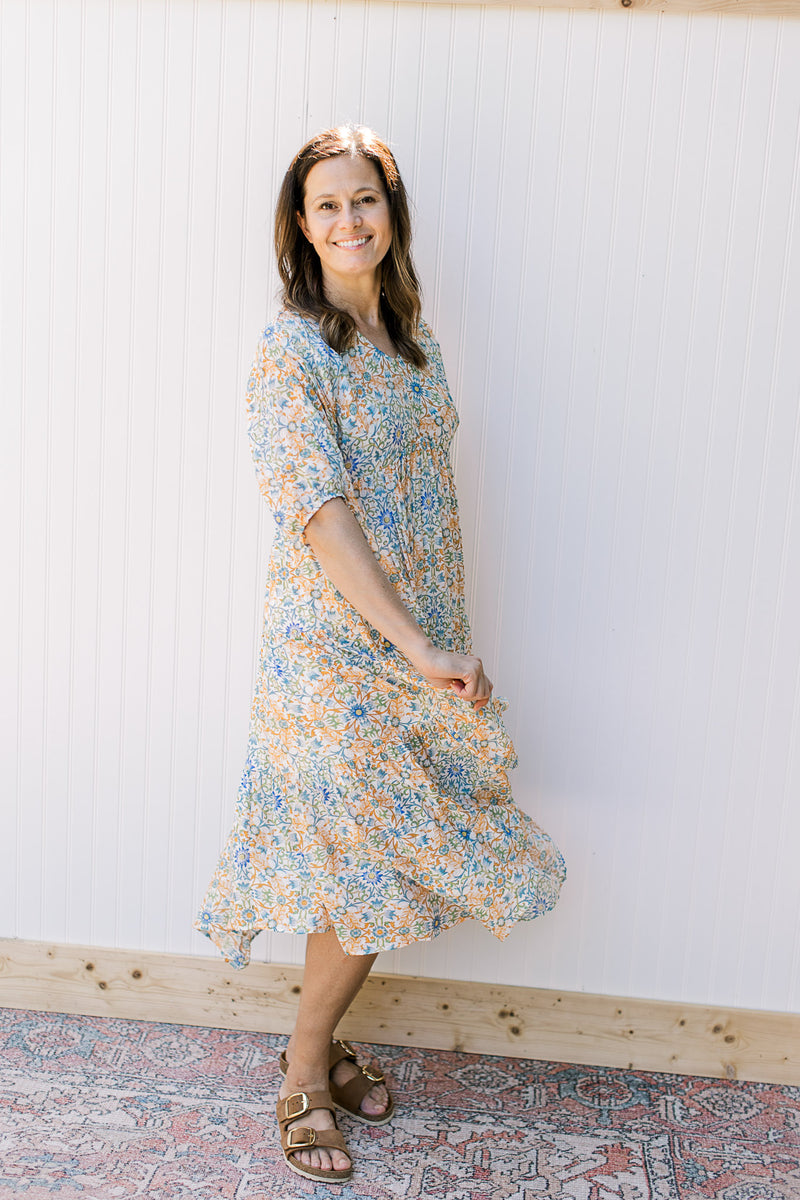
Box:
[195,684,566,964]
[194,891,548,967]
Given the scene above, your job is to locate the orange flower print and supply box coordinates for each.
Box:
[195,310,565,966]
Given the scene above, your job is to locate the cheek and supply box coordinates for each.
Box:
[308,218,332,246]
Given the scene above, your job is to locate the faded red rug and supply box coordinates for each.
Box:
[0,1007,797,1198]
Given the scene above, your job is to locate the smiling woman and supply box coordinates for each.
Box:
[298,158,393,294]
[274,125,427,368]
[194,124,566,1185]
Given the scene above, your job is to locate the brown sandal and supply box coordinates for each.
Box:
[276,1089,353,1183]
[279,1038,395,1126]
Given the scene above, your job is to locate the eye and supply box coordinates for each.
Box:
[319,201,337,211]
[358,194,377,205]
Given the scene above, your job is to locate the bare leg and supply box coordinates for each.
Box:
[278,928,389,1174]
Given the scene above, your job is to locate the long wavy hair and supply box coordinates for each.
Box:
[275,125,426,369]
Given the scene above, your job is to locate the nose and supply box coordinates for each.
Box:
[338,202,362,228]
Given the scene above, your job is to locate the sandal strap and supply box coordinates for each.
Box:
[276,1090,336,1130]
[331,1065,385,1113]
[329,1038,359,1069]
[281,1125,350,1156]
[328,1039,390,1117]
[330,1039,386,1092]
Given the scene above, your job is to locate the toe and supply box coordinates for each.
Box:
[361,1082,389,1115]
[319,1149,340,1172]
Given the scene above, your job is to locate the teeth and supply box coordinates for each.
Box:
[336,236,370,248]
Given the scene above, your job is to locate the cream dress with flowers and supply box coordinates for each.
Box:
[195,308,565,965]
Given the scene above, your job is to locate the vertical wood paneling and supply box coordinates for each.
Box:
[0,1,25,940]
[4,0,800,1011]
[18,0,55,944]
[1,0,28,941]
[42,0,83,949]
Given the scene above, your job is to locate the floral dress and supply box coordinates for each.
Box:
[195,308,565,966]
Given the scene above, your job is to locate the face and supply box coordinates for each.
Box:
[297,155,393,289]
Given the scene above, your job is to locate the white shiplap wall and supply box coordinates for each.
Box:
[3,0,800,1013]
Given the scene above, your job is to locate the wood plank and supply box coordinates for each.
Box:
[1,938,798,1083]
[403,0,800,16]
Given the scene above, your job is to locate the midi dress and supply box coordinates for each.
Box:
[195,307,566,966]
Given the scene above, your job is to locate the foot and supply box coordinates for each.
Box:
[330,1052,390,1117]
[278,1069,351,1175]
[285,1035,390,1119]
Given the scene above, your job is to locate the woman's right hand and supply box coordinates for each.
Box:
[406,642,494,711]
[304,502,494,709]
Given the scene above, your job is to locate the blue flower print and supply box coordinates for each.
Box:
[194,308,566,965]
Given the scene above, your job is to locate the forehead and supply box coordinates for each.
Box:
[303,155,384,202]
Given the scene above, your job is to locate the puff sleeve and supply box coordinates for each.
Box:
[246,328,348,537]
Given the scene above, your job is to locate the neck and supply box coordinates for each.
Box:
[322,270,383,330]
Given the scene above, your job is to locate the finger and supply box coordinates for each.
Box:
[465,672,491,700]
[459,680,480,702]
[425,676,451,690]
[452,677,487,704]
[460,666,484,695]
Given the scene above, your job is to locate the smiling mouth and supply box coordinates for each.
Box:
[334,236,372,249]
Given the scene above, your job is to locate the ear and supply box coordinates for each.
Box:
[296,210,312,242]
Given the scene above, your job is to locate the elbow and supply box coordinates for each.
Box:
[303,496,348,550]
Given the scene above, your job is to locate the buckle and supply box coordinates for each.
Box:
[362,1064,385,1083]
[335,1038,356,1057]
[283,1091,310,1120]
[286,1126,316,1149]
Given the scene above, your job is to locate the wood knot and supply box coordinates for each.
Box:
[131,969,142,980]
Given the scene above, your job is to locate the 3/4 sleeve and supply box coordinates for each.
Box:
[246,328,348,538]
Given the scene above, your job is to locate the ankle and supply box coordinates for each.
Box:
[285,1031,332,1067]
[283,1051,330,1092]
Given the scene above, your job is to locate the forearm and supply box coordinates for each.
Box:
[304,498,432,663]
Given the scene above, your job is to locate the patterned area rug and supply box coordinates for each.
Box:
[0,1007,798,1199]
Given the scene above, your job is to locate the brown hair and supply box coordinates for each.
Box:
[275,125,426,369]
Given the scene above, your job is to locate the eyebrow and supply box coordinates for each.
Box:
[309,186,381,203]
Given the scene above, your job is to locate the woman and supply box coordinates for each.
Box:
[195,125,566,1184]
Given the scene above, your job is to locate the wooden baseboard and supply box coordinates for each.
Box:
[0,938,797,1085]
[414,0,800,17]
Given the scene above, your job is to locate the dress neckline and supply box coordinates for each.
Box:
[356,329,400,362]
